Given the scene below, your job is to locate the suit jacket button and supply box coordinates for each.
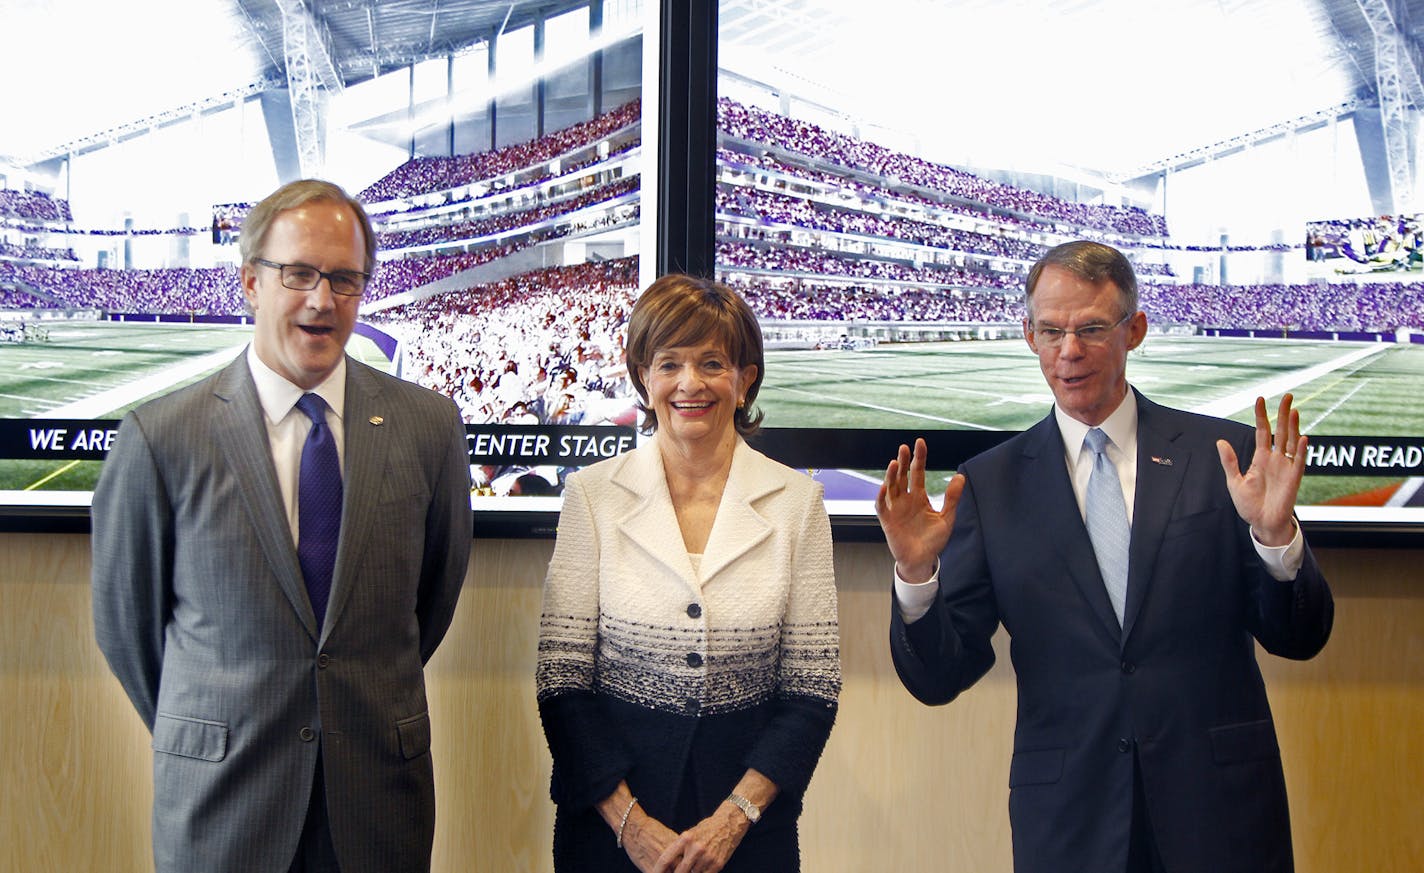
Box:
[1117,738,1132,753]
[300,727,316,742]
[686,603,702,619]
[317,653,330,669]
[686,652,703,668]
[1120,661,1135,674]
[684,698,700,715]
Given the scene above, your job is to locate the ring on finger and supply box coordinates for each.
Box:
[1283,452,1295,460]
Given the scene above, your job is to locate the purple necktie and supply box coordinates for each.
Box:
[296,393,341,627]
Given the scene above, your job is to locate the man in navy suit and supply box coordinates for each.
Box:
[878,240,1332,873]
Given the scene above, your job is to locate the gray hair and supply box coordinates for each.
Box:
[1024,240,1137,321]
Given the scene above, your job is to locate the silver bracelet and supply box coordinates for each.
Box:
[616,796,639,849]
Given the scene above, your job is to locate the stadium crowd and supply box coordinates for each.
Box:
[368,258,640,425]
[366,248,521,302]
[378,176,639,250]
[0,287,50,308]
[0,189,72,223]
[1139,280,1424,331]
[0,241,80,261]
[717,240,1023,291]
[718,98,1168,237]
[359,99,641,204]
[718,184,1047,261]
[720,147,1065,239]
[739,279,1022,323]
[717,149,1177,280]
[368,141,640,221]
[0,261,243,314]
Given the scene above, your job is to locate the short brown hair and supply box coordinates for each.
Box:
[239,179,377,275]
[625,274,765,436]
[1025,240,1137,322]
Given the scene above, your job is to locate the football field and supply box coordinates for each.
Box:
[1,323,1420,505]
[0,321,392,493]
[760,335,1424,506]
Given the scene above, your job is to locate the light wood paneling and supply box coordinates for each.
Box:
[3,534,1420,872]
[1,534,153,873]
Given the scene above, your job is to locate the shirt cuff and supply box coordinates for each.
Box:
[893,559,941,624]
[1251,518,1305,581]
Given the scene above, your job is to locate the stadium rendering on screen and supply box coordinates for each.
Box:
[2,0,1423,537]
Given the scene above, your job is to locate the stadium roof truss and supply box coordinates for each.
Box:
[16,0,1424,204]
[273,0,346,178]
[14,0,590,168]
[1104,98,1368,186]
[1113,0,1424,211]
[1353,0,1424,212]
[234,0,584,85]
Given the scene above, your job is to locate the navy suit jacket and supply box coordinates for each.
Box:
[890,391,1332,873]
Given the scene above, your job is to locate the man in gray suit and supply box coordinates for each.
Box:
[92,179,473,873]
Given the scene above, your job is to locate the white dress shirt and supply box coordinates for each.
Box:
[245,346,346,544]
[895,389,1304,622]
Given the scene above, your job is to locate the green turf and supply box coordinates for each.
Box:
[758,336,1424,506]
[2,325,1419,506]
[0,322,391,492]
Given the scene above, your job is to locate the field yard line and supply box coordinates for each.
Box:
[0,391,56,406]
[1189,344,1390,419]
[766,386,998,429]
[1305,378,1370,432]
[38,344,247,419]
[778,363,1027,401]
[15,373,119,387]
[1386,478,1423,507]
[26,459,81,490]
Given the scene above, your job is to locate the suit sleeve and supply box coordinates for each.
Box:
[1228,432,1334,660]
[742,481,840,799]
[415,399,473,664]
[91,412,173,731]
[889,473,1000,706]
[536,471,635,809]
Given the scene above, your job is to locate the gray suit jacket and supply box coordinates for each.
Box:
[92,353,473,873]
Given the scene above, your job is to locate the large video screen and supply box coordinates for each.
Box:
[0,0,650,531]
[3,0,1423,539]
[711,0,1424,534]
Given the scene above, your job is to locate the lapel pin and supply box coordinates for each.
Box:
[369,416,384,426]
[1150,456,1173,466]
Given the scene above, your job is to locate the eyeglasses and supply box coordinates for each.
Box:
[1030,313,1131,348]
[254,258,369,298]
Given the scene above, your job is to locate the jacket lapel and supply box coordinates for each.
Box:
[210,355,319,641]
[1020,414,1124,644]
[613,442,700,590]
[1122,392,1188,642]
[322,359,391,641]
[697,441,777,584]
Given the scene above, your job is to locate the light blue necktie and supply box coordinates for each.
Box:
[296,393,342,628]
[1084,427,1129,626]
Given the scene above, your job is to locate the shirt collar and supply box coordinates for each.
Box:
[1057,387,1138,466]
[245,346,347,426]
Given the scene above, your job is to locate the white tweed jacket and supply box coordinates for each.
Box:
[538,436,840,717]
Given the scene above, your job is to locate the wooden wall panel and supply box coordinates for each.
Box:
[0,534,153,873]
[3,534,1420,872]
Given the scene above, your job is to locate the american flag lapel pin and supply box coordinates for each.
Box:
[1150,455,1172,466]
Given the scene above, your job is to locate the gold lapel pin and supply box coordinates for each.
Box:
[369,416,384,426]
